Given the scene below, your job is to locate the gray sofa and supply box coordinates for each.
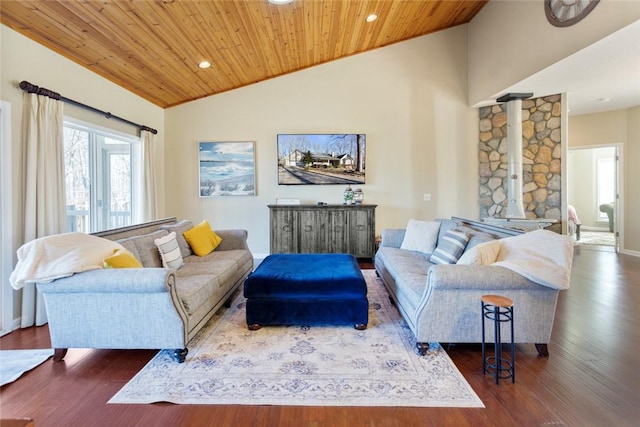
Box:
[374,217,561,356]
[37,217,253,362]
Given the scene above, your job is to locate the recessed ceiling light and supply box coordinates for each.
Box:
[366,13,378,23]
[198,61,211,69]
[268,0,294,5]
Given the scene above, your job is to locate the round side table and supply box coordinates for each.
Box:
[481,294,515,384]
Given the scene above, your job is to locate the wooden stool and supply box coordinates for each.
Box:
[481,295,515,384]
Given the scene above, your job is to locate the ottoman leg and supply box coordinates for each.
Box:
[354,323,367,330]
[248,324,262,331]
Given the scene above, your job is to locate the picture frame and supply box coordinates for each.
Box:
[277,134,366,185]
[199,141,256,197]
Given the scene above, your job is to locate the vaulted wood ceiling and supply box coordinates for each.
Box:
[1,0,488,108]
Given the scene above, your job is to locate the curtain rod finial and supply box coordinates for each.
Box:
[19,81,36,91]
[141,125,158,135]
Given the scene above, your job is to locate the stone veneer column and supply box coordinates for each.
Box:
[478,94,562,220]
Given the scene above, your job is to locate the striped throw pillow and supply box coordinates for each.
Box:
[430,229,470,265]
[154,231,184,269]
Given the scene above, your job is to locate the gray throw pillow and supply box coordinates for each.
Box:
[430,229,470,265]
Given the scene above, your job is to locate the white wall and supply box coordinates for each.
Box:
[626,106,640,253]
[1,25,165,319]
[165,26,478,255]
[468,0,640,106]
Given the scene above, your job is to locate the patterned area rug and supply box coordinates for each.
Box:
[0,349,54,386]
[576,231,615,246]
[109,270,483,407]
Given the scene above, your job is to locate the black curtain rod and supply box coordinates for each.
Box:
[18,80,158,135]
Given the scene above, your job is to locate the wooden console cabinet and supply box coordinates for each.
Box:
[268,204,377,258]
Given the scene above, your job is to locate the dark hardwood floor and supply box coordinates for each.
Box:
[1,246,639,426]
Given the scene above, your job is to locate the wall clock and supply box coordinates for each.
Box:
[545,0,600,27]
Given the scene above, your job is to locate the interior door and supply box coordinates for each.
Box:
[613,146,620,251]
[568,145,620,252]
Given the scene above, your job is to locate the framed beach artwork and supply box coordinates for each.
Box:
[199,141,256,197]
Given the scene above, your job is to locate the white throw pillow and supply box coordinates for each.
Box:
[154,232,184,269]
[456,240,501,265]
[400,219,441,254]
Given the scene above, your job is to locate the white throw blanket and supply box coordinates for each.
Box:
[10,232,125,290]
[493,229,574,290]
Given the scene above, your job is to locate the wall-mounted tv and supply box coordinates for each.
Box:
[277,134,366,185]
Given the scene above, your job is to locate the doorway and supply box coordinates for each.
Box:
[567,144,621,252]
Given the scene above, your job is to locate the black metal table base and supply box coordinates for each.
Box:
[482,300,515,384]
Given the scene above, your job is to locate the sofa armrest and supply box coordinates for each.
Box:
[380,229,405,249]
[426,264,544,291]
[214,229,249,251]
[36,268,174,294]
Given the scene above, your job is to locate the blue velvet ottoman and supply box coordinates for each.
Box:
[243,254,368,330]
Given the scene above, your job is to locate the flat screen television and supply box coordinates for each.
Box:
[277,134,366,185]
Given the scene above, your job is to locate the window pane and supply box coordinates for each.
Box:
[597,158,614,220]
[64,127,90,233]
[64,122,137,233]
[109,151,131,229]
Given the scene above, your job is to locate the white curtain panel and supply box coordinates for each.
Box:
[21,93,66,327]
[140,129,158,221]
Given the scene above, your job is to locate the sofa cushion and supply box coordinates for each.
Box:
[175,257,240,315]
[183,249,253,272]
[116,238,141,262]
[430,229,470,265]
[400,219,441,254]
[159,220,194,257]
[154,232,184,269]
[436,219,458,242]
[454,225,497,250]
[183,220,222,256]
[457,240,501,265]
[117,230,168,268]
[208,228,222,251]
[375,247,430,313]
[103,249,142,269]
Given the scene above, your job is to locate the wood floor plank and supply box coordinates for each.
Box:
[1,247,639,426]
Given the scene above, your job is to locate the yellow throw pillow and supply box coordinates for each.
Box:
[183,220,221,256]
[104,249,142,268]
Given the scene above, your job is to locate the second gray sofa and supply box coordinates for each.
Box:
[374,217,563,356]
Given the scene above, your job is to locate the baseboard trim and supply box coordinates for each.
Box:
[620,248,640,258]
[581,226,611,232]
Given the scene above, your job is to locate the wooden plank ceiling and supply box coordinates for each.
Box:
[1,0,488,108]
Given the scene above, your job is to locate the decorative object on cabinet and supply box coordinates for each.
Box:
[353,188,364,204]
[343,186,354,205]
[199,141,256,197]
[275,198,300,205]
